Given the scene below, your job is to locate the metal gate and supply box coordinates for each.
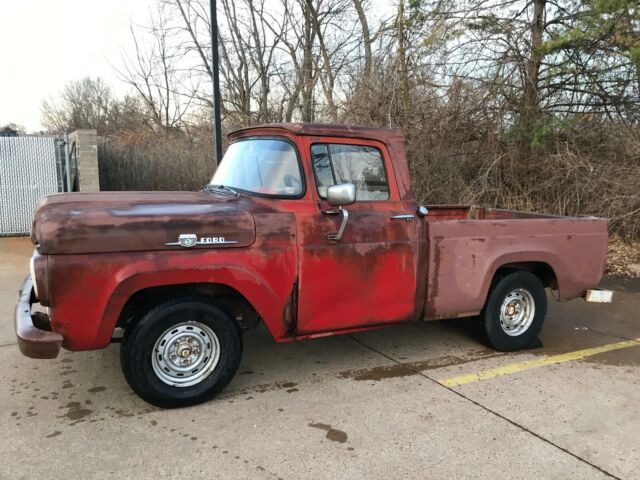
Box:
[0,136,63,236]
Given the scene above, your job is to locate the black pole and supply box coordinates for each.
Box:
[210,0,223,165]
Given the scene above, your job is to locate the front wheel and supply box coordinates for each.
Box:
[120,297,242,408]
[481,271,547,352]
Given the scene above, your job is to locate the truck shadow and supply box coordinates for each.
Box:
[4,317,484,419]
[5,286,637,428]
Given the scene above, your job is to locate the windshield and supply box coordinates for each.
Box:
[210,139,304,197]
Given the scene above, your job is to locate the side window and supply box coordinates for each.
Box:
[311,143,390,201]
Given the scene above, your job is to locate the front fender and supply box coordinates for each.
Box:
[98,264,287,347]
[48,247,296,351]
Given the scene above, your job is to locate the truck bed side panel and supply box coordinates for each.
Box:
[424,217,608,319]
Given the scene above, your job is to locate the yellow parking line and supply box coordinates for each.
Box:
[439,338,640,388]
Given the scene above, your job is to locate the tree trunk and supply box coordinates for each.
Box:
[247,0,270,122]
[300,0,315,122]
[307,1,337,121]
[519,0,546,155]
[285,79,303,122]
[353,0,372,83]
[397,0,409,121]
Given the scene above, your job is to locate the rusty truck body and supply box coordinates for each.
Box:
[16,123,611,407]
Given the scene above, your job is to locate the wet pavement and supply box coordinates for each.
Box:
[1,237,638,479]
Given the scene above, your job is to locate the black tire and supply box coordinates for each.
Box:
[120,296,242,408]
[481,271,547,352]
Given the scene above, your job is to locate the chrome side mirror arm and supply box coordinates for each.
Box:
[323,207,349,241]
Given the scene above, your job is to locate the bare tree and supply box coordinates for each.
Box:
[0,123,26,135]
[41,77,115,134]
[116,6,195,132]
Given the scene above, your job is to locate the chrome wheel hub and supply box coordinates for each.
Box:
[152,322,220,387]
[499,289,535,336]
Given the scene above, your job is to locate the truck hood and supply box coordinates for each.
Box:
[31,191,256,254]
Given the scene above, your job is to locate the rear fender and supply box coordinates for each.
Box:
[482,251,566,302]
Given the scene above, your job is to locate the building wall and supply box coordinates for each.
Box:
[70,129,100,192]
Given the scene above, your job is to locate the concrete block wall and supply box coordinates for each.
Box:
[69,129,100,192]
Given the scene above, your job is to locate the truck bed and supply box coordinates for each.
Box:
[423,205,608,320]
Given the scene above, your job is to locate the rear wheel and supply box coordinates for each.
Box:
[481,271,547,352]
[120,297,242,408]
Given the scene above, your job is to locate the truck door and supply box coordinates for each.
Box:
[296,138,418,335]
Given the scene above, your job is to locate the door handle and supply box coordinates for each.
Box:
[391,214,414,222]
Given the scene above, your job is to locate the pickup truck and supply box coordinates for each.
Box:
[16,123,612,408]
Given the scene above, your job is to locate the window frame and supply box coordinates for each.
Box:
[310,142,391,202]
[216,136,307,200]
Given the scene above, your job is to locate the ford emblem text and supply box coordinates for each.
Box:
[165,234,239,247]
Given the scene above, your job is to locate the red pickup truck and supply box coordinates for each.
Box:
[16,123,611,407]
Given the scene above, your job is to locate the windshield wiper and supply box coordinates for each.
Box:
[202,184,240,197]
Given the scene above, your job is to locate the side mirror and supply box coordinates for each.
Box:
[326,183,356,207]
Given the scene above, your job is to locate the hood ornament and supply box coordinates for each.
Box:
[165,233,238,248]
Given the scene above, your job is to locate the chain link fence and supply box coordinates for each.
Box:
[0,136,63,236]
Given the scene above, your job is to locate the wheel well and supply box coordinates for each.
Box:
[494,262,558,290]
[116,283,261,332]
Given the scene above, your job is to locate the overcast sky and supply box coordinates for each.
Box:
[0,0,154,132]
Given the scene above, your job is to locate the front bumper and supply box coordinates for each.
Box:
[15,276,62,359]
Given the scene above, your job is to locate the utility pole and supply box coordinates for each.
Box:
[210,0,223,165]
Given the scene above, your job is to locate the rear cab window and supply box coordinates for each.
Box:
[310,144,390,201]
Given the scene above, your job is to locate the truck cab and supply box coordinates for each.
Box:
[220,125,423,335]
